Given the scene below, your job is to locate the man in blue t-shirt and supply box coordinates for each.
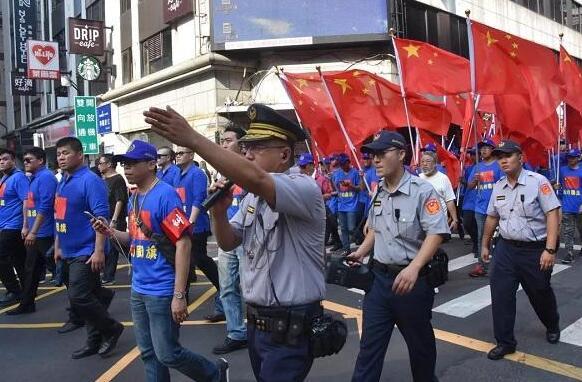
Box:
[7,147,57,315]
[0,148,28,307]
[323,156,342,250]
[95,140,229,381]
[460,150,479,256]
[54,137,123,359]
[175,145,223,321]
[359,152,380,218]
[334,153,360,250]
[156,146,180,186]
[466,139,503,277]
[557,149,582,264]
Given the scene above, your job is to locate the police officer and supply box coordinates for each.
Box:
[144,103,326,381]
[481,140,561,361]
[347,131,450,382]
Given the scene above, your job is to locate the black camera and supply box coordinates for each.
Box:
[325,250,374,293]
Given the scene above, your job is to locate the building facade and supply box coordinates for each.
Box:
[1,0,581,162]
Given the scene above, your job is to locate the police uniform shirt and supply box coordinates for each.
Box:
[368,171,450,266]
[486,169,561,241]
[230,172,326,307]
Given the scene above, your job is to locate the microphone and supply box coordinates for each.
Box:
[395,208,401,220]
[520,194,525,202]
[202,180,234,210]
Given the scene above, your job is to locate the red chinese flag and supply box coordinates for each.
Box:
[471,21,564,126]
[161,208,191,244]
[566,104,582,146]
[279,72,347,155]
[418,130,461,189]
[494,94,558,150]
[394,37,471,95]
[445,94,467,126]
[560,46,582,113]
[321,70,451,143]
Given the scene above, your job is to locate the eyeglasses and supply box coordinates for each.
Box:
[239,144,288,154]
[372,148,400,158]
[175,151,192,156]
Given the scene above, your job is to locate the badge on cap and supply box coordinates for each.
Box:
[374,132,382,141]
[425,198,441,215]
[540,183,552,196]
[128,144,135,152]
[248,106,257,122]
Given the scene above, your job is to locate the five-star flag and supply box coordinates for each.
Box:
[321,69,452,145]
[560,45,582,113]
[471,20,564,126]
[394,37,471,95]
[279,71,346,155]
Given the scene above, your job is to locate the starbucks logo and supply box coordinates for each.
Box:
[77,55,101,81]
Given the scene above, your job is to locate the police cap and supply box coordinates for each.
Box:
[240,103,307,143]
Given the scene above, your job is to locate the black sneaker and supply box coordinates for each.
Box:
[561,252,574,264]
[216,358,229,382]
[212,337,248,355]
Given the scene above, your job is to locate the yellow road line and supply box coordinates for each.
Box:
[434,329,582,381]
[2,281,213,292]
[0,286,65,315]
[94,287,216,382]
[324,301,582,381]
[0,319,226,330]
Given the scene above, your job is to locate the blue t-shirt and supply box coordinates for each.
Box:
[334,167,360,213]
[0,169,29,230]
[359,165,380,215]
[157,164,181,187]
[461,164,476,211]
[559,165,582,214]
[129,181,190,296]
[176,164,210,233]
[469,161,503,215]
[26,167,57,238]
[55,166,109,258]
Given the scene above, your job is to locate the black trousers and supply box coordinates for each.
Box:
[20,237,54,307]
[462,210,479,254]
[490,239,560,348]
[65,256,119,346]
[0,229,26,294]
[191,232,220,291]
[102,245,120,282]
[324,207,341,246]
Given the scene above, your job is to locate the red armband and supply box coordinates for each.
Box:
[161,208,191,244]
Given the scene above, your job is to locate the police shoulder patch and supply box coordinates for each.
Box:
[425,198,441,215]
[540,183,552,196]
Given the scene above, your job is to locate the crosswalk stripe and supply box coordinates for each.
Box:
[433,264,570,318]
[560,317,582,347]
[448,254,478,272]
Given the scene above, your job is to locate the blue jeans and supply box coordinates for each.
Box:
[475,212,488,269]
[338,211,359,250]
[217,246,246,341]
[131,291,219,382]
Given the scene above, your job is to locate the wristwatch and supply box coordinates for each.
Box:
[173,291,186,299]
[545,248,556,255]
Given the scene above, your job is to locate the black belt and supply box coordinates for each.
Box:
[246,302,322,333]
[500,237,546,249]
[372,259,429,277]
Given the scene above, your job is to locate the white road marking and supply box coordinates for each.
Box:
[448,254,478,272]
[561,317,582,347]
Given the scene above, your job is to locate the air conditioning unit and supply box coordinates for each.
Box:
[33,133,45,149]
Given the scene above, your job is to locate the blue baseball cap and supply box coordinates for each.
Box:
[420,143,437,153]
[478,138,496,149]
[361,131,406,154]
[113,140,157,162]
[566,149,581,158]
[297,152,314,166]
[337,153,350,165]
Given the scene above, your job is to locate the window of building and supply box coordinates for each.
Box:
[121,0,131,14]
[86,0,105,21]
[122,48,133,84]
[141,29,172,77]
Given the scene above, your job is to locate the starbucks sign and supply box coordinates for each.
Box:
[77,55,101,81]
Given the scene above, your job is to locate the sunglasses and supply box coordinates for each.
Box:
[23,158,35,163]
[120,160,150,167]
[157,154,170,159]
[175,151,192,156]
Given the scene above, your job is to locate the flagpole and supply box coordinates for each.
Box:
[316,66,371,193]
[390,29,419,166]
[557,33,566,183]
